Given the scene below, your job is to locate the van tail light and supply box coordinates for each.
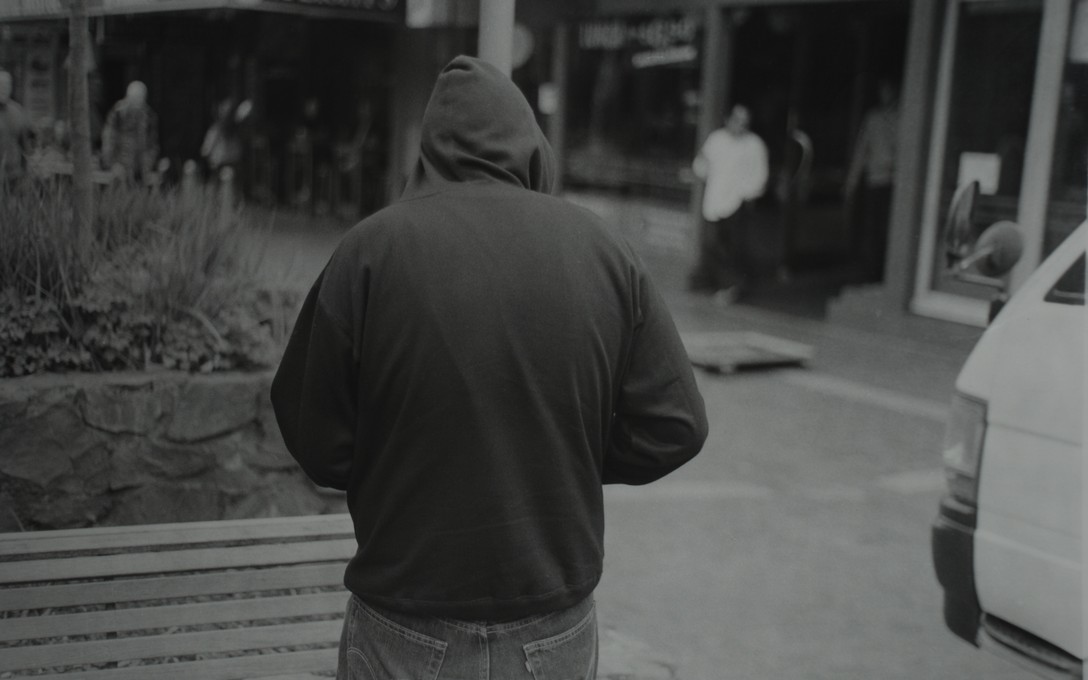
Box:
[942,393,988,506]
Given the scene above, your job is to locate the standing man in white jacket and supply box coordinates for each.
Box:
[689,104,769,302]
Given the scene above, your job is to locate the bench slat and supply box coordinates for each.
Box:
[0,619,343,673]
[24,648,337,680]
[1,591,348,643]
[0,539,356,585]
[0,514,353,557]
[0,563,345,611]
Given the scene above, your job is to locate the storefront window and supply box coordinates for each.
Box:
[928,0,1042,299]
[566,14,702,200]
[1043,0,1088,257]
[0,23,61,133]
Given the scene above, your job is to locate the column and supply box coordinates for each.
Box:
[881,0,942,312]
[547,24,569,192]
[689,7,732,275]
[478,0,516,76]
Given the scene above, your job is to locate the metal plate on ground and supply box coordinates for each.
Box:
[682,331,814,374]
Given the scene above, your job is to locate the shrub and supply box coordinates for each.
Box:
[0,179,280,377]
[0,179,85,304]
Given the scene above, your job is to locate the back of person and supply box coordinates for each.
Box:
[272,56,707,680]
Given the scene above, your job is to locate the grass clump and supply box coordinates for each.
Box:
[0,179,279,377]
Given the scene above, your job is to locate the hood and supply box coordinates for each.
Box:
[403,55,556,198]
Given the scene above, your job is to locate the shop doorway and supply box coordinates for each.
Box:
[729,3,908,281]
[911,0,1080,326]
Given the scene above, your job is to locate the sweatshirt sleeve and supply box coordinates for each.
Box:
[604,273,709,485]
[270,270,358,490]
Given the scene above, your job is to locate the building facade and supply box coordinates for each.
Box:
[3,0,1083,328]
[887,0,1086,327]
[560,0,1085,328]
[0,0,403,217]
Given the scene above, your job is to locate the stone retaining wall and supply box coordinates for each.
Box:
[0,370,344,531]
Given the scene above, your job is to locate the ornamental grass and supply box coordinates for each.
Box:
[0,178,278,377]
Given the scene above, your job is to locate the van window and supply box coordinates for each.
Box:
[1045,253,1086,306]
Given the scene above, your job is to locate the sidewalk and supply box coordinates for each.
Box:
[562,191,978,404]
[247,192,976,678]
[250,190,979,407]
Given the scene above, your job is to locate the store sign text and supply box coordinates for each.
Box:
[631,45,697,69]
[578,16,698,52]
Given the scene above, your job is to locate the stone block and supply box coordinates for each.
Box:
[0,397,27,430]
[105,483,223,526]
[192,429,266,495]
[20,444,113,529]
[25,384,83,419]
[223,474,328,520]
[210,461,265,497]
[26,489,112,529]
[165,376,262,443]
[247,406,296,471]
[249,439,297,472]
[80,381,165,434]
[0,374,80,419]
[108,440,154,491]
[109,438,215,490]
[0,476,38,531]
[0,503,23,532]
[72,445,111,497]
[0,405,102,488]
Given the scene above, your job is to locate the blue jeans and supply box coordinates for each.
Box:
[337,594,598,680]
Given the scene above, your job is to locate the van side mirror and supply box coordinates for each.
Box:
[944,180,980,268]
[971,221,1023,278]
[942,181,1024,289]
[973,222,1023,324]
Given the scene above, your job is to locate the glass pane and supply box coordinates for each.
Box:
[1043,1,1088,257]
[566,14,703,199]
[930,0,1042,298]
[1045,254,1086,306]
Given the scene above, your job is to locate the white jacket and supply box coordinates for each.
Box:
[693,129,769,221]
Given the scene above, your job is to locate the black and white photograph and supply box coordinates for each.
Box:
[0,0,1085,678]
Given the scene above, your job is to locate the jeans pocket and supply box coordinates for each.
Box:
[523,604,598,680]
[340,597,448,680]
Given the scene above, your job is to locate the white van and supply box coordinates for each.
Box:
[932,184,1086,678]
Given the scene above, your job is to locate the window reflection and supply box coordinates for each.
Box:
[565,14,702,200]
[930,0,1042,298]
[1043,0,1088,257]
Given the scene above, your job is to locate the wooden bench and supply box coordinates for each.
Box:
[0,514,678,680]
[0,513,356,679]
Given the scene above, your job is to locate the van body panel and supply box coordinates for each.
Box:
[976,426,1082,556]
[947,222,1086,661]
[975,426,1082,656]
[985,249,1085,447]
[974,534,1080,655]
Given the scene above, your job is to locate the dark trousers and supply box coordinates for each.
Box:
[858,184,892,282]
[690,203,755,293]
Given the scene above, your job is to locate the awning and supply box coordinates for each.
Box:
[0,0,404,22]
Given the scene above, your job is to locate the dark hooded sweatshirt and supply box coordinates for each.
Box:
[271,56,708,621]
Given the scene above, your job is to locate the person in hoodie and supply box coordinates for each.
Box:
[271,56,708,680]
